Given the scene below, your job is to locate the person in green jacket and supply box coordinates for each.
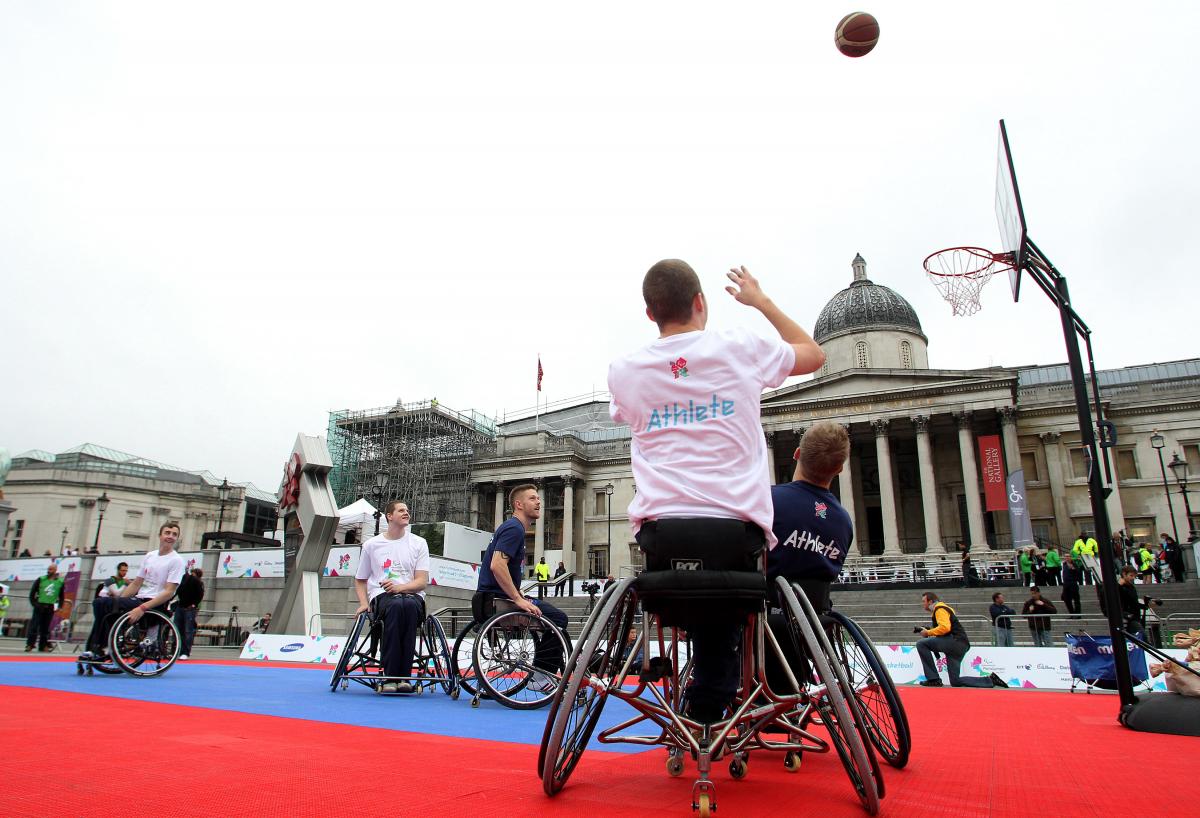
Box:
[1044,546,1062,586]
[1018,548,1033,586]
[27,563,65,652]
[0,583,11,629]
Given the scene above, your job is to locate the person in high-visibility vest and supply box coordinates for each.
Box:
[1138,544,1155,583]
[534,556,551,599]
[1072,532,1099,585]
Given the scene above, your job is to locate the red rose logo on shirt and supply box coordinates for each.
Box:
[670,357,689,379]
[814,501,828,519]
[382,559,392,571]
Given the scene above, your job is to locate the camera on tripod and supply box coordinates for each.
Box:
[582,581,601,596]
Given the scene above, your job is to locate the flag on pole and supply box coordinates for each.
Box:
[537,356,544,392]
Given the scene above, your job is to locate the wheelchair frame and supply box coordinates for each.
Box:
[539,576,884,817]
[329,605,458,698]
[451,599,571,710]
[76,607,181,678]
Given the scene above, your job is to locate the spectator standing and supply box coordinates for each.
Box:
[99,562,130,598]
[961,548,975,588]
[174,568,205,660]
[989,592,1015,647]
[1137,543,1156,584]
[1162,533,1186,582]
[26,563,64,652]
[535,556,550,599]
[1021,586,1057,647]
[1072,531,1099,585]
[552,560,567,597]
[1044,546,1062,586]
[1061,555,1082,618]
[1018,548,1033,586]
[0,583,10,630]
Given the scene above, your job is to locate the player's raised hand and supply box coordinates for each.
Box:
[725,265,768,309]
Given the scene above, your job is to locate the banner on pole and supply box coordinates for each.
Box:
[1007,468,1036,548]
[978,434,1006,511]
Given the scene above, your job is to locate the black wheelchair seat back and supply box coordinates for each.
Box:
[635,518,767,626]
[471,592,523,624]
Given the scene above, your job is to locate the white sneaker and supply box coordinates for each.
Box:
[532,671,560,694]
[178,654,189,661]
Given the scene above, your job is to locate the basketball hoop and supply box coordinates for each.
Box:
[923,246,1015,316]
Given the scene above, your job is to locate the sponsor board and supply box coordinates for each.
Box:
[324,546,360,577]
[239,634,347,663]
[219,548,284,578]
[1,557,84,582]
[90,552,202,580]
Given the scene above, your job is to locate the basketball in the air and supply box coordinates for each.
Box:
[835,12,879,58]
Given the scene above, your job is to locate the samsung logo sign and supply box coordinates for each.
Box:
[279,643,305,653]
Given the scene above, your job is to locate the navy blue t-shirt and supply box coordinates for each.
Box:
[768,480,854,584]
[476,516,527,595]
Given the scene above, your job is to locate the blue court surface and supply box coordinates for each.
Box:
[0,659,650,753]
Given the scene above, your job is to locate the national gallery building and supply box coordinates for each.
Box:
[462,256,1200,580]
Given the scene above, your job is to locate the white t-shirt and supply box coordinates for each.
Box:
[136,549,186,600]
[608,327,795,548]
[356,530,431,601]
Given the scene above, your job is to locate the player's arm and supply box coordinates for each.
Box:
[490,551,539,615]
[383,570,428,595]
[922,607,952,637]
[725,266,825,375]
[119,577,144,598]
[353,579,370,615]
[127,581,177,623]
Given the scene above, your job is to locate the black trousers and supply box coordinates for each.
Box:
[373,594,424,678]
[26,604,55,649]
[86,596,158,653]
[1061,586,1081,616]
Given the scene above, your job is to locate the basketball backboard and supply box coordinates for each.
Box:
[994,119,1027,301]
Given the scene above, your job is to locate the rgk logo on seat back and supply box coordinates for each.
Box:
[671,559,702,571]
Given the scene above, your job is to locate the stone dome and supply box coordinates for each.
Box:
[813,254,926,344]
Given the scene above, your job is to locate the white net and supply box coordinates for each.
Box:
[924,247,1002,316]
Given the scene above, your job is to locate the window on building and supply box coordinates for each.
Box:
[594,491,607,516]
[1125,518,1155,542]
[1020,451,1040,482]
[10,519,25,557]
[1115,448,1139,481]
[1185,444,1200,475]
[900,341,912,369]
[855,341,869,368]
[1069,447,1091,480]
[587,546,610,579]
[1032,521,1055,547]
[820,361,829,378]
[629,544,644,573]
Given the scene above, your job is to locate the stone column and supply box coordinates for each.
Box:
[1040,433,1073,543]
[561,476,576,574]
[956,412,986,549]
[468,486,480,530]
[765,431,778,485]
[913,415,944,552]
[838,427,860,557]
[999,406,1021,476]
[493,482,504,530]
[873,419,902,556]
[533,480,546,565]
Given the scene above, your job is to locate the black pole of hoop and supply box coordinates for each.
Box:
[1021,236,1136,712]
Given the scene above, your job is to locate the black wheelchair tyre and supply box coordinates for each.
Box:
[826,610,911,769]
[330,612,369,692]
[108,608,180,678]
[424,614,457,696]
[452,622,483,698]
[473,610,571,710]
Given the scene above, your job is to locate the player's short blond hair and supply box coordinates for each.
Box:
[796,422,849,483]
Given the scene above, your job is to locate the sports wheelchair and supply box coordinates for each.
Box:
[539,565,887,816]
[76,607,181,678]
[451,594,571,710]
[329,603,457,697]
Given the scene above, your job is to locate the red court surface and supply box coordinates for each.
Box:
[3,669,1197,818]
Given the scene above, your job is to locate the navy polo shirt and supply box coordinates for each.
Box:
[768,480,854,584]
[476,516,527,595]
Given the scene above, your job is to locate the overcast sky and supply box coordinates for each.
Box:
[2,1,1196,490]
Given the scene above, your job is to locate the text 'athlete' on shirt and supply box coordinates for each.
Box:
[646,395,736,431]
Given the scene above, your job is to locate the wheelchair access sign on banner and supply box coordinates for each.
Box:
[240,634,347,663]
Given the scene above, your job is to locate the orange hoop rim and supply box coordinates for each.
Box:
[923,246,1016,277]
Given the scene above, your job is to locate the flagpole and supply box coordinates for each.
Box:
[536,353,540,431]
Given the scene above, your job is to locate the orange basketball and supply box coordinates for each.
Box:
[835,12,880,58]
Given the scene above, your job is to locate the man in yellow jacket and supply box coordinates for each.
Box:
[534,556,551,599]
[1072,532,1099,585]
[915,592,1007,688]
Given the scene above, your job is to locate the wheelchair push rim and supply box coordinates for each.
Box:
[472,610,570,710]
[109,608,181,678]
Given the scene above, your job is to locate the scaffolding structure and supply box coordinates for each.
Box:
[327,400,496,526]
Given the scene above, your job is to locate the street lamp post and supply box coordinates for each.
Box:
[1168,452,1197,542]
[60,527,69,552]
[92,492,110,552]
[373,470,390,536]
[605,482,614,579]
[216,478,231,534]
[1150,432,1179,543]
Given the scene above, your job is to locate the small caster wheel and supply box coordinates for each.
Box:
[341,681,349,691]
[415,685,424,695]
[450,688,460,701]
[666,755,685,777]
[784,751,802,772]
[696,792,712,817]
[729,756,747,779]
[76,663,84,676]
[471,696,480,709]
[87,666,95,676]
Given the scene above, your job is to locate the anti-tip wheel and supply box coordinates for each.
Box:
[666,756,685,777]
[696,792,712,817]
[784,751,802,772]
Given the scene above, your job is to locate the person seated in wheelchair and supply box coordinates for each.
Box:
[607,260,825,724]
[82,521,186,661]
[474,483,569,690]
[353,500,431,694]
[765,421,854,692]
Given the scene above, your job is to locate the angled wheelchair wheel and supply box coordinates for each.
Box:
[452,622,482,697]
[473,610,570,710]
[109,609,180,678]
[826,610,911,769]
[423,614,457,696]
[779,579,881,815]
[541,578,637,795]
[330,612,371,692]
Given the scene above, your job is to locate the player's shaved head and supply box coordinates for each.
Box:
[643,259,702,329]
